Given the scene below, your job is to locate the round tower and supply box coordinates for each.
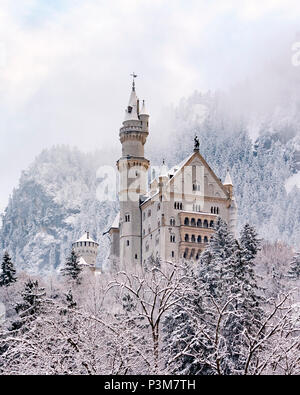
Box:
[117,76,150,266]
[72,231,99,270]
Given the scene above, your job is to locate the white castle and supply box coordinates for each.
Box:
[106,78,238,267]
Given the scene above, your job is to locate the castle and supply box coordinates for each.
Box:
[106,78,238,267]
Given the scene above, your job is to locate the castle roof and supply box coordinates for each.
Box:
[124,86,139,121]
[110,212,120,229]
[75,231,98,245]
[224,170,233,186]
[140,99,149,116]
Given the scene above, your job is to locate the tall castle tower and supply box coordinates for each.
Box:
[117,76,150,265]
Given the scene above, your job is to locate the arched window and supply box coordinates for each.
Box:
[183,249,188,259]
[217,207,219,214]
[204,236,208,243]
[191,235,196,242]
[170,234,175,243]
[184,217,189,226]
[125,213,130,222]
[191,218,196,226]
[204,219,208,228]
[213,207,216,214]
[211,207,214,214]
[185,234,189,242]
[170,217,175,226]
[210,220,214,228]
[197,235,202,243]
[197,219,202,227]
[180,203,183,210]
[126,240,130,246]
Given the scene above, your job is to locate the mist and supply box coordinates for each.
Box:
[1,0,300,212]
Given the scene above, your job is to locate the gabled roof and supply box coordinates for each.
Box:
[167,151,230,197]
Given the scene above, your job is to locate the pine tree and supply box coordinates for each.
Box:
[0,252,17,287]
[62,250,82,283]
[240,223,261,263]
[12,279,46,330]
[288,251,300,280]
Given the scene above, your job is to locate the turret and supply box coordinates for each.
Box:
[223,169,233,199]
[72,231,98,271]
[117,76,150,266]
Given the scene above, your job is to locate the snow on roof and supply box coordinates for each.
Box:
[75,231,98,244]
[140,99,149,115]
[224,170,233,185]
[110,212,120,229]
[78,256,89,266]
[124,88,139,121]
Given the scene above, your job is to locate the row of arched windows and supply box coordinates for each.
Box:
[183,248,202,260]
[184,234,209,243]
[184,218,214,228]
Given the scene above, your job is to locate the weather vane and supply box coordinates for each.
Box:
[130,72,138,90]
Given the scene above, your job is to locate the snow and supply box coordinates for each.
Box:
[285,171,300,193]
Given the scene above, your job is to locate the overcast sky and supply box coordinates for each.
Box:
[1,0,300,212]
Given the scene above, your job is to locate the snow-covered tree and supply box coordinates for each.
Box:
[61,250,82,283]
[288,251,300,280]
[12,279,46,330]
[0,252,17,287]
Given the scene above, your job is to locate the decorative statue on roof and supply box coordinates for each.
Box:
[194,135,200,150]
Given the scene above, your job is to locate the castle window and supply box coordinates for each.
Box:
[204,236,208,243]
[170,234,175,243]
[185,234,189,242]
[126,240,130,246]
[125,213,130,222]
[170,217,175,226]
[171,251,175,258]
[210,220,214,228]
[191,235,196,243]
[157,203,160,211]
[135,254,138,259]
[143,212,146,220]
[197,235,202,243]
[203,219,208,228]
[184,217,189,226]
[197,219,202,227]
[211,207,214,214]
[148,209,151,217]
[191,218,196,226]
